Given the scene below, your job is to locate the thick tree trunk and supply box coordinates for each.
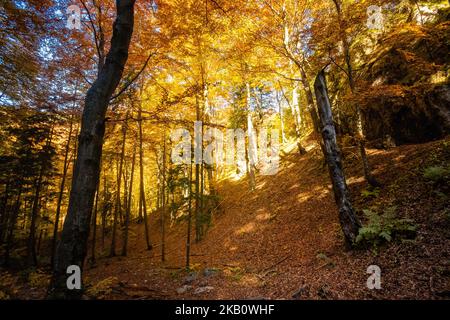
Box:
[314,70,361,244]
[48,0,136,299]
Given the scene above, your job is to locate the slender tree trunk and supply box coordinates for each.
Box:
[28,125,54,266]
[138,104,151,249]
[122,141,136,256]
[137,103,144,224]
[122,164,129,226]
[51,117,73,268]
[314,70,361,244]
[90,179,100,265]
[0,182,10,245]
[161,130,166,262]
[186,162,193,269]
[195,98,202,243]
[3,187,22,267]
[49,0,136,299]
[101,166,108,250]
[246,83,257,190]
[111,114,128,257]
[27,161,45,267]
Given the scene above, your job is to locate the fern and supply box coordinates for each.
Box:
[423,165,449,182]
[356,207,417,249]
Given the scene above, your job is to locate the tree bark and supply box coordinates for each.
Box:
[314,70,361,244]
[48,0,136,299]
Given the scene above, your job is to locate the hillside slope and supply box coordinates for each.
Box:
[2,138,448,300]
[82,137,450,300]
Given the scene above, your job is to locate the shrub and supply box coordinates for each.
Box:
[356,206,417,249]
[423,165,449,183]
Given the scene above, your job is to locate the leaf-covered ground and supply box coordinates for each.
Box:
[1,137,449,299]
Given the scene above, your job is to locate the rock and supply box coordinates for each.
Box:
[203,268,219,277]
[183,272,198,284]
[176,285,193,294]
[193,286,214,295]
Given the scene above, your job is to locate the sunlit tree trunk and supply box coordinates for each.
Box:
[89,178,100,265]
[186,161,193,269]
[122,140,135,256]
[161,130,166,262]
[111,114,128,257]
[246,83,256,190]
[195,97,202,242]
[138,102,152,250]
[314,70,361,244]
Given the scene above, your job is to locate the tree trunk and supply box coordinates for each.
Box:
[27,158,45,267]
[90,179,100,265]
[51,116,73,268]
[195,98,202,243]
[3,187,22,267]
[0,182,10,245]
[246,83,257,190]
[111,114,128,257]
[101,166,108,250]
[186,162,193,269]
[161,130,166,262]
[314,70,361,244]
[49,0,136,299]
[122,140,136,256]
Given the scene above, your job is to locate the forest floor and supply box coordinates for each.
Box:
[1,136,450,300]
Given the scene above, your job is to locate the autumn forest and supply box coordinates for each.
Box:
[0,0,449,302]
